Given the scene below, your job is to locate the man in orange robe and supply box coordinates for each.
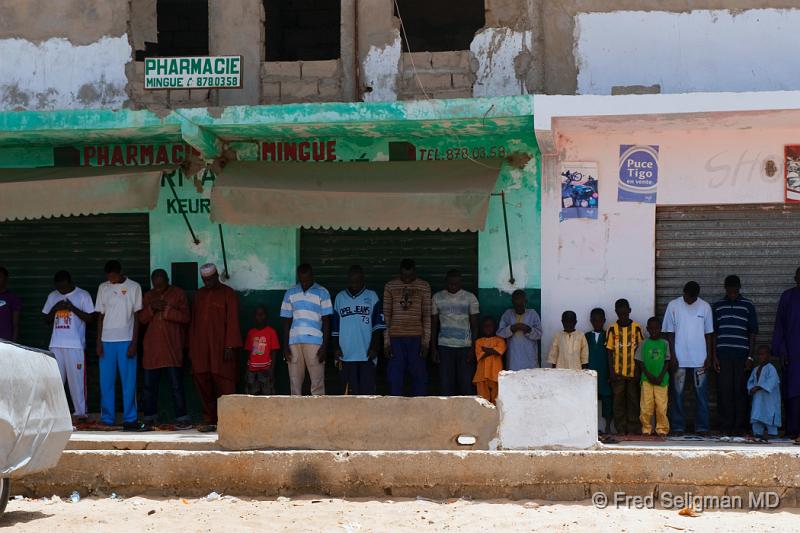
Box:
[189,263,241,431]
[140,269,191,429]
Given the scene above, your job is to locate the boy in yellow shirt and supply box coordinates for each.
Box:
[605,299,644,435]
[547,311,589,370]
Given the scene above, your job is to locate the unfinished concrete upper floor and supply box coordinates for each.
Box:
[2,0,800,111]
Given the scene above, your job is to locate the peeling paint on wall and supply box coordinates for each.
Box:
[361,32,401,102]
[0,35,130,110]
[227,254,272,292]
[575,9,800,95]
[471,28,533,98]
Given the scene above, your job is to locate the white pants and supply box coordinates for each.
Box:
[52,347,86,417]
[288,343,326,396]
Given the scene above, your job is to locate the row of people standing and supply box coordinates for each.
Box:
[549,274,798,440]
[279,259,543,403]
[1,259,544,430]
[0,262,239,431]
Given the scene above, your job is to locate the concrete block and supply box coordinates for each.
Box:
[317,79,342,99]
[410,73,453,90]
[134,61,146,75]
[431,50,471,70]
[263,61,302,79]
[261,82,281,99]
[218,395,499,451]
[451,73,475,88]
[279,80,319,99]
[401,51,432,71]
[497,369,597,450]
[301,59,340,79]
[168,89,190,102]
[189,89,211,102]
[611,84,661,96]
[432,89,473,100]
[130,81,145,97]
[138,91,168,104]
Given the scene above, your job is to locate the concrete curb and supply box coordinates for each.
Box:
[17,448,800,505]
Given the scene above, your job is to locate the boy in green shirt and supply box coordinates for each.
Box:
[635,316,671,436]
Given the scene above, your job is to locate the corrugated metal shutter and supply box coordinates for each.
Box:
[300,228,478,395]
[656,204,800,346]
[0,214,150,410]
[656,204,800,431]
[300,229,479,297]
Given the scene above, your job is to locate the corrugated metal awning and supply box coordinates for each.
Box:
[210,160,502,231]
[0,167,166,221]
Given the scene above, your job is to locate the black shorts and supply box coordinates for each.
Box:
[245,370,275,395]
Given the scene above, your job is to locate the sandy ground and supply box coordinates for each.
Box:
[1,494,796,532]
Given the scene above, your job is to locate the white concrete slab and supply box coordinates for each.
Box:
[497,369,597,450]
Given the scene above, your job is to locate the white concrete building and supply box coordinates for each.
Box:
[536,91,800,353]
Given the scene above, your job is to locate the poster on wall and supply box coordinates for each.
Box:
[560,162,599,221]
[618,145,659,203]
[785,145,800,203]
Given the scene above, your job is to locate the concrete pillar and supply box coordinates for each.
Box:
[209,0,264,106]
[356,0,400,101]
[130,0,157,51]
[341,0,357,101]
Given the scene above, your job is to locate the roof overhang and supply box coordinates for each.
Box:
[534,90,800,154]
[0,96,536,164]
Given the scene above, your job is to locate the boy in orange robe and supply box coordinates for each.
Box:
[473,316,506,404]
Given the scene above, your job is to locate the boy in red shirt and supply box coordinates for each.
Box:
[244,305,280,395]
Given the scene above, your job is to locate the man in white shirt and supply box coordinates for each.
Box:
[431,269,479,396]
[42,270,94,421]
[662,281,715,436]
[95,260,142,430]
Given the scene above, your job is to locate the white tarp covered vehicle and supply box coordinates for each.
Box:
[0,340,72,514]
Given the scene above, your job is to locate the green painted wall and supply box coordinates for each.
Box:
[151,132,541,299]
[149,171,297,289]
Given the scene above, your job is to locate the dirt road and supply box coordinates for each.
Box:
[1,494,795,532]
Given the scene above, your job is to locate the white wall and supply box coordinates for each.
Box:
[0,36,130,111]
[575,9,800,95]
[540,117,790,349]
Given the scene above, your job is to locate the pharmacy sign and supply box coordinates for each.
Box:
[144,56,242,90]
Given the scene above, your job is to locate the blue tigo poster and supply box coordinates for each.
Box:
[618,145,659,203]
[560,162,599,221]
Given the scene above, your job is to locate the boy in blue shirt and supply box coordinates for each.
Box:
[748,345,781,442]
[333,265,385,395]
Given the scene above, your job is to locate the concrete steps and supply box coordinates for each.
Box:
[18,444,800,506]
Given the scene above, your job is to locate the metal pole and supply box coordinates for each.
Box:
[166,171,200,245]
[497,191,515,285]
[218,224,230,280]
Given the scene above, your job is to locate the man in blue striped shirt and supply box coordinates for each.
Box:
[712,275,758,436]
[280,264,333,395]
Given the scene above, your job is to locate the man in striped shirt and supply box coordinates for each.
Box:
[712,275,758,436]
[280,264,333,396]
[606,298,644,435]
